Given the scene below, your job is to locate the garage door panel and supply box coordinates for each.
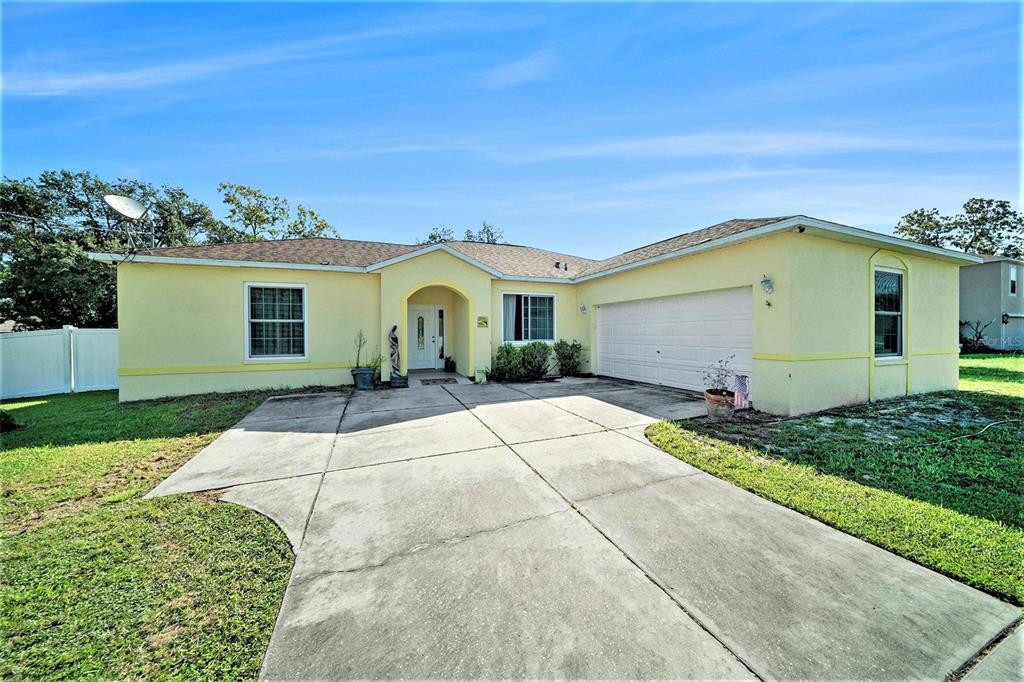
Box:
[596,287,753,393]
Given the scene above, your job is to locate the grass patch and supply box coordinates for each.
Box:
[960,353,1024,397]
[646,357,1023,605]
[1,390,296,679]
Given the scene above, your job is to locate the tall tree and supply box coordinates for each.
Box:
[215,182,337,242]
[1,172,338,329]
[151,187,224,247]
[895,198,1023,258]
[0,175,123,328]
[288,204,335,240]
[893,208,945,248]
[464,221,503,243]
[418,226,454,244]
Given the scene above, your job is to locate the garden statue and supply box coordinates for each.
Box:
[388,325,408,388]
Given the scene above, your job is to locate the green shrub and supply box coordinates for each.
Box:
[488,343,524,382]
[1,409,21,433]
[553,339,584,376]
[520,342,552,380]
[488,342,552,381]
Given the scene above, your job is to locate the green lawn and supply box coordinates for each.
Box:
[960,353,1024,396]
[1,390,295,680]
[647,355,1024,605]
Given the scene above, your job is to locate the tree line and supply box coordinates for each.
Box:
[0,170,505,330]
[0,171,340,330]
[894,198,1023,258]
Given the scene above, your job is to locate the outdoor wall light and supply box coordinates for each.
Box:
[579,304,588,313]
[760,275,774,294]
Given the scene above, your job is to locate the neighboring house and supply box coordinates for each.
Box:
[90,215,979,415]
[959,254,1023,350]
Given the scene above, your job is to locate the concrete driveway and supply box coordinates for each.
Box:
[148,379,1020,681]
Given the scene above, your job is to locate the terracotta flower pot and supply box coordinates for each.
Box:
[704,388,735,421]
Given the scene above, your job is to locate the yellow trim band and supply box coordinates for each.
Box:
[753,348,956,363]
[753,352,869,362]
[120,362,352,377]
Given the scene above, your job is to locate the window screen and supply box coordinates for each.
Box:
[248,286,305,358]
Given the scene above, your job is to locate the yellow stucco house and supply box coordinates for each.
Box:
[91,215,980,415]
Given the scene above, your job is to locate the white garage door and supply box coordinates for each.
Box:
[596,286,753,393]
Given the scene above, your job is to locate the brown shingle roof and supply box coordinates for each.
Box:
[137,237,417,268]
[130,216,798,279]
[578,216,795,277]
[444,241,596,278]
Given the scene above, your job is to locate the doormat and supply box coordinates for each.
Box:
[420,378,458,385]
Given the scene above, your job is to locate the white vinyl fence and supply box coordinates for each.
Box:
[0,326,118,400]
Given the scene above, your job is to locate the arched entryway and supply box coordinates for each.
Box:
[404,285,472,378]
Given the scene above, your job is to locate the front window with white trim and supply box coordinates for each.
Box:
[246,284,306,359]
[874,270,903,357]
[1010,265,1018,295]
[502,293,555,342]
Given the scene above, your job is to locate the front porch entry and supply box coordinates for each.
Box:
[408,304,447,370]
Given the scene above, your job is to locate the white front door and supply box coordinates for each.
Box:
[408,305,445,370]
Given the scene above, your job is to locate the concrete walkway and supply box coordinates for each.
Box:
[147,380,1020,680]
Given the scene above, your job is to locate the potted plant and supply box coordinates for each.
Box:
[702,355,735,420]
[350,330,375,390]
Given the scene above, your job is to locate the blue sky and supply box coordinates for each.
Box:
[2,2,1020,258]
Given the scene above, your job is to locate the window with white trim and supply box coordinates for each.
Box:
[502,294,555,342]
[874,270,903,357]
[1010,265,1018,295]
[246,284,306,358]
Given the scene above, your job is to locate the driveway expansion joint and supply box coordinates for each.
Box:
[950,615,1023,680]
[322,442,502,474]
[574,471,702,504]
[298,397,348,550]
[440,382,764,681]
[290,508,574,587]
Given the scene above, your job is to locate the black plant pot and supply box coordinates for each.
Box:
[351,367,375,390]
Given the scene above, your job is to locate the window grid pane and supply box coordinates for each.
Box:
[249,286,305,357]
[504,294,554,342]
[250,321,305,356]
[527,296,554,340]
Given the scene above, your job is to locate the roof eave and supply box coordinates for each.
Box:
[87,252,368,273]
[787,216,984,264]
[573,216,982,282]
[365,243,504,277]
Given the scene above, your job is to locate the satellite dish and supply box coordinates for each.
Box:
[103,194,149,221]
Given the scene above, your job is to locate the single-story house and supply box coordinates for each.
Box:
[90,215,980,415]
[959,254,1023,350]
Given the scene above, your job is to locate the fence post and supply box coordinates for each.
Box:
[63,325,77,393]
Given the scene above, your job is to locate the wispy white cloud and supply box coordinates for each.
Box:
[3,22,458,96]
[250,129,1011,164]
[483,49,555,87]
[286,140,490,159]
[736,37,1011,102]
[513,131,1010,162]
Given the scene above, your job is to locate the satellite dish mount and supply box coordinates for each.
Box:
[103,194,155,251]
